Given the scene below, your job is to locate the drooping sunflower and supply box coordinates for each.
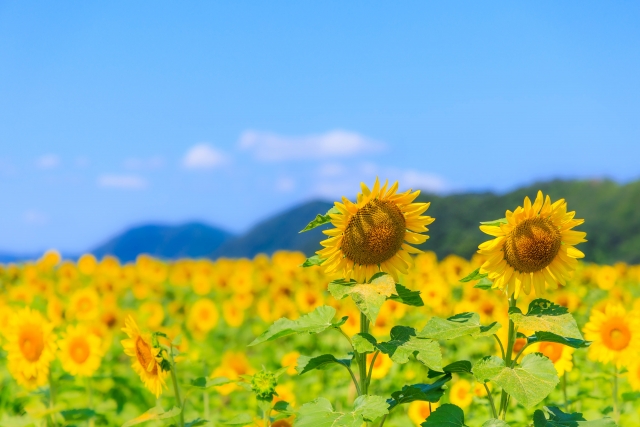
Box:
[3,308,57,390]
[58,324,103,377]
[317,178,434,283]
[478,191,586,297]
[121,315,168,398]
[583,302,640,368]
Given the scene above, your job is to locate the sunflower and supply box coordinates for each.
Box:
[69,287,100,321]
[317,178,434,283]
[58,324,103,377]
[529,341,574,376]
[367,352,393,379]
[449,379,473,409]
[187,298,219,340]
[583,302,640,368]
[3,308,56,390]
[478,191,586,297]
[407,401,439,426]
[626,361,640,391]
[120,316,168,397]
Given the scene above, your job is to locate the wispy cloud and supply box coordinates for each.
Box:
[124,156,165,170]
[276,176,296,193]
[24,210,49,226]
[239,130,385,162]
[36,154,60,169]
[182,144,228,169]
[98,174,148,190]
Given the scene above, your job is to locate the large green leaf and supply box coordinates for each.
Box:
[296,354,353,375]
[532,406,617,426]
[250,306,338,346]
[328,274,396,323]
[421,404,467,427]
[122,406,181,427]
[427,360,472,379]
[295,396,388,427]
[509,299,583,340]
[387,374,452,410]
[419,312,501,340]
[473,354,559,408]
[352,333,377,353]
[527,332,591,349]
[459,268,488,283]
[388,284,424,306]
[377,326,442,371]
[299,207,340,233]
[60,409,95,422]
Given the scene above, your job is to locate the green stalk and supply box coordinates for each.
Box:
[167,348,185,427]
[48,370,56,427]
[484,383,498,419]
[613,366,619,422]
[359,312,370,396]
[499,296,517,420]
[562,372,568,411]
[87,377,95,427]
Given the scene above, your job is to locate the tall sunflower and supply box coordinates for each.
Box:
[317,178,434,283]
[58,324,103,377]
[4,308,57,390]
[478,191,586,297]
[583,302,640,368]
[121,316,168,397]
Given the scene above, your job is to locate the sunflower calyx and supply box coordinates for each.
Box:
[151,332,172,372]
[250,369,278,401]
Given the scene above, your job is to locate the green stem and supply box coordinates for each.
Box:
[263,406,270,427]
[48,370,56,427]
[499,296,517,420]
[613,366,619,422]
[337,327,354,349]
[359,312,370,396]
[511,342,531,367]
[167,348,186,427]
[493,334,506,360]
[87,377,95,427]
[366,351,380,392]
[484,383,498,419]
[378,414,388,427]
[562,372,568,411]
[345,365,362,396]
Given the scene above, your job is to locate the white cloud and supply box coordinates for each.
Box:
[400,170,448,193]
[124,156,165,170]
[239,129,385,162]
[317,163,346,177]
[36,154,60,169]
[276,177,296,193]
[98,174,147,190]
[24,210,49,226]
[182,144,228,169]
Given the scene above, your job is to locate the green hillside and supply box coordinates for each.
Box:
[415,179,640,264]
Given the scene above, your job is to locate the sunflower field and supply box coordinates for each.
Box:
[1,180,640,427]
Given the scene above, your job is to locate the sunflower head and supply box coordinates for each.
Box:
[583,302,640,368]
[58,324,103,377]
[316,178,434,283]
[478,191,586,298]
[250,368,278,401]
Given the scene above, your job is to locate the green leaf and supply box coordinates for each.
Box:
[527,332,591,349]
[482,420,511,427]
[480,218,508,227]
[387,374,452,410]
[532,406,618,426]
[328,273,396,323]
[60,409,95,422]
[249,306,338,346]
[299,207,340,233]
[185,419,208,427]
[221,413,254,426]
[388,284,424,306]
[273,401,293,413]
[190,376,233,388]
[419,312,501,340]
[296,396,388,427]
[377,326,443,371]
[474,277,494,290]
[473,354,559,408]
[622,391,640,402]
[509,299,583,340]
[459,268,487,283]
[122,406,182,427]
[352,333,377,353]
[421,403,467,427]
[0,415,36,427]
[301,255,326,267]
[427,360,472,378]
[296,354,353,375]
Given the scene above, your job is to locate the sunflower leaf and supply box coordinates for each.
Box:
[482,420,511,427]
[419,312,501,340]
[301,255,325,268]
[221,413,253,426]
[427,360,472,378]
[527,332,591,349]
[296,396,388,427]
[249,306,338,346]
[190,376,233,389]
[122,405,181,427]
[388,284,424,306]
[329,274,396,323]
[509,299,583,340]
[421,403,468,427]
[296,354,353,375]
[479,218,508,227]
[299,207,340,233]
[474,277,494,290]
[352,333,377,353]
[376,326,443,371]
[532,406,618,426]
[459,268,488,283]
[473,354,559,408]
[387,373,452,410]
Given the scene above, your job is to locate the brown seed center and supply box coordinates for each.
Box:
[503,217,561,273]
[341,199,406,265]
[135,336,158,375]
[19,324,44,362]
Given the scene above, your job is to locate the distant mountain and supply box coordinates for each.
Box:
[91,222,235,263]
[212,200,334,259]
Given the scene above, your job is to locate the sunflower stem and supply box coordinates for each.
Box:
[484,383,498,419]
[48,370,56,427]
[499,295,517,420]
[562,372,569,411]
[167,347,185,427]
[359,312,370,397]
[86,377,95,427]
[613,366,620,422]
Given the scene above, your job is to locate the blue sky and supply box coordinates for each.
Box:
[1,1,639,253]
